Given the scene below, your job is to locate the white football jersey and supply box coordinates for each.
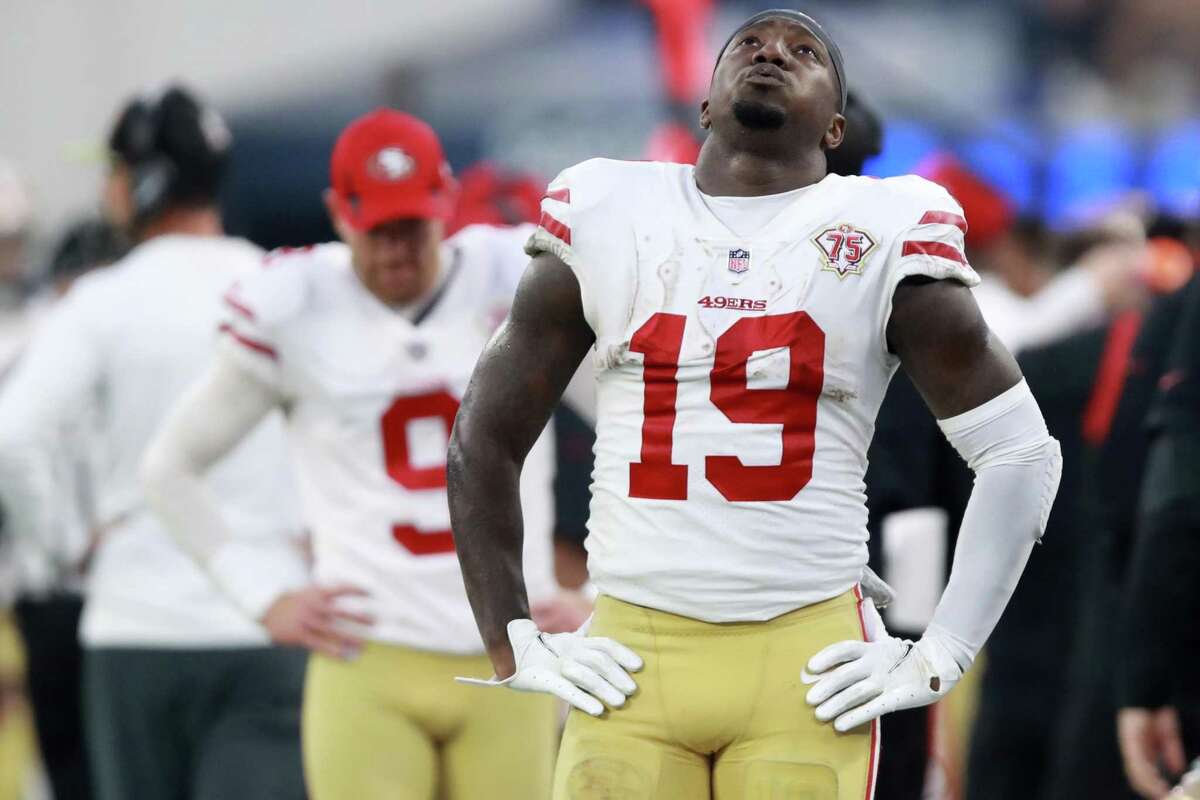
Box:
[0,235,305,647]
[219,224,558,653]
[527,159,980,623]
[0,295,96,603]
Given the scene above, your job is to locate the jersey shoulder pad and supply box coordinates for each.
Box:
[875,174,967,228]
[226,243,344,330]
[445,222,536,298]
[447,222,534,254]
[555,157,656,206]
[872,174,979,287]
[525,158,660,261]
[525,159,658,339]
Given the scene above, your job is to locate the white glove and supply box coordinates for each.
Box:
[801,600,963,732]
[457,619,642,717]
[1169,759,1200,799]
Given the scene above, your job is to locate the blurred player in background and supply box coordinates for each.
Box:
[6,217,126,800]
[0,156,39,800]
[0,158,33,377]
[449,9,1061,799]
[0,159,33,622]
[1115,266,1200,800]
[0,85,308,800]
[143,108,590,800]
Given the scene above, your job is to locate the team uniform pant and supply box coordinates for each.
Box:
[553,590,879,800]
[84,645,307,800]
[303,641,558,800]
[14,594,91,800]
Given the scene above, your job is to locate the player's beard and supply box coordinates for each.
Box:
[732,98,787,130]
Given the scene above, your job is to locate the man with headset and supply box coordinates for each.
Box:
[0,86,309,799]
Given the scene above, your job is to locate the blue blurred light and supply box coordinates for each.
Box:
[1044,125,1137,229]
[1145,120,1200,219]
[863,120,941,178]
[958,122,1038,214]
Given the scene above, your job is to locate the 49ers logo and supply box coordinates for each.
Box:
[698,295,767,311]
[812,223,877,279]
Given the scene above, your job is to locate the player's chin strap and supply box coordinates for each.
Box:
[803,380,1061,732]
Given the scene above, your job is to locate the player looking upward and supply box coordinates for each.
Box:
[142,109,588,800]
[448,9,1062,799]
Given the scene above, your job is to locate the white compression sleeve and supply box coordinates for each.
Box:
[922,380,1062,670]
[141,352,306,619]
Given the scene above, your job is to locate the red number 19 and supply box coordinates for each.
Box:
[628,311,825,502]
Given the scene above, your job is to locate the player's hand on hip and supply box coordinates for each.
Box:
[260,584,373,661]
[802,599,962,733]
[1118,706,1188,799]
[457,619,642,717]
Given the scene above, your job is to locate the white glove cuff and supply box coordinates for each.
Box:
[919,624,973,675]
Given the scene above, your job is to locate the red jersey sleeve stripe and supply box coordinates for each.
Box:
[546,188,570,204]
[901,240,967,265]
[218,323,278,361]
[918,210,968,233]
[222,291,256,321]
[539,210,572,246]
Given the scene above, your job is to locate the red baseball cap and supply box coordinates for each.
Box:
[329,108,455,231]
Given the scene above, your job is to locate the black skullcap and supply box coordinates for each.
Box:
[715,9,847,113]
[826,90,882,175]
[109,85,232,204]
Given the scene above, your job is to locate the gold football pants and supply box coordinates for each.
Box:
[554,590,878,800]
[304,642,558,800]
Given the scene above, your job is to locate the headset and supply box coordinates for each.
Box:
[108,86,230,225]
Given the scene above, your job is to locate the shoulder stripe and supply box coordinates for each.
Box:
[538,210,572,246]
[546,188,570,204]
[918,210,968,233]
[262,245,314,268]
[218,323,278,360]
[901,240,967,265]
[222,291,256,321]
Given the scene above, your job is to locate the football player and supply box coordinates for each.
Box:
[142,109,586,800]
[448,9,1062,799]
[0,86,307,800]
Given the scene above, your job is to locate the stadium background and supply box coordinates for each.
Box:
[2,0,1199,798]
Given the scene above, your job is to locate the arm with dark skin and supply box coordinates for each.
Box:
[448,252,594,678]
[889,276,1023,418]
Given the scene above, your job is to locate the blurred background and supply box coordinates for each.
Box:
[1,0,1199,799]
[4,0,1198,255]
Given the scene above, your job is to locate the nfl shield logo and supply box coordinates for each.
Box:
[727,248,751,274]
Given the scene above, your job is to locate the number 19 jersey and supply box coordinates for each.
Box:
[527,159,980,623]
[219,225,557,653]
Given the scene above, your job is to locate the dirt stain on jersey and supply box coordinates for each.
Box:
[823,386,858,403]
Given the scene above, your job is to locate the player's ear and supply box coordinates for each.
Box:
[322,189,351,242]
[822,114,846,151]
[699,100,712,131]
